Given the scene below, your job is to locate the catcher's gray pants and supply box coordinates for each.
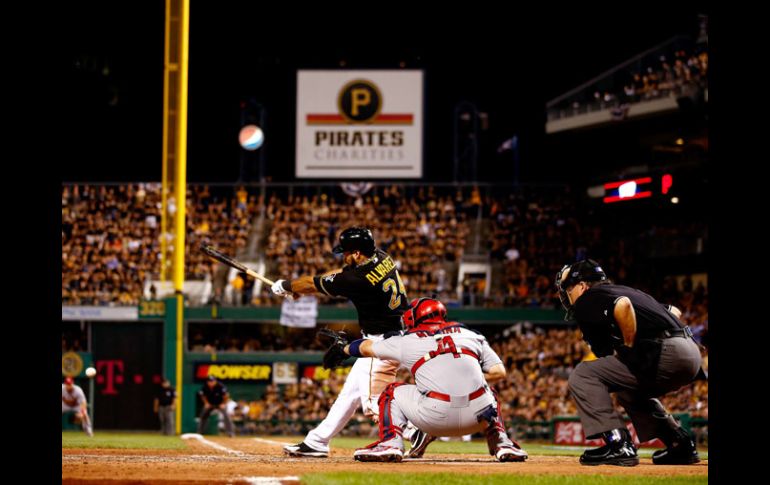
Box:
[568,336,702,441]
[159,405,175,435]
[387,385,496,440]
[197,406,234,436]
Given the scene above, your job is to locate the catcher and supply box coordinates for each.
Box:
[319,297,529,462]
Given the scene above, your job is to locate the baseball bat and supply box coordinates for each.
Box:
[200,244,275,286]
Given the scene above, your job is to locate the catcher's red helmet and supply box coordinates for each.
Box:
[402,297,447,331]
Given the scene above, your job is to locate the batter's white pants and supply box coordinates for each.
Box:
[304,334,399,449]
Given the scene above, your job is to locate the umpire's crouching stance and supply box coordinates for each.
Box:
[556,259,705,466]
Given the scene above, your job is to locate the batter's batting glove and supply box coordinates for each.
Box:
[270,280,300,300]
[317,328,350,369]
[271,279,292,296]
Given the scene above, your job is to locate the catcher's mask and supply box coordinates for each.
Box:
[555,259,607,319]
[401,297,447,332]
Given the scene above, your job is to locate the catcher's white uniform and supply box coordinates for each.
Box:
[354,323,528,462]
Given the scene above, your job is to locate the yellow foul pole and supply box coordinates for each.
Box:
[160,0,171,283]
[173,0,190,435]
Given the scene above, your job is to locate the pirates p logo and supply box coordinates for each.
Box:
[338,79,382,123]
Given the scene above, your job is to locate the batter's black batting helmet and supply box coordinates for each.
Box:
[333,227,375,256]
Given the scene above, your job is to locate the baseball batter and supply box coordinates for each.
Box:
[328,297,528,462]
[272,227,408,458]
[62,376,93,437]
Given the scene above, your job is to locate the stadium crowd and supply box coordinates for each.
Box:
[261,185,471,304]
[63,184,706,314]
[549,42,708,120]
[62,184,258,305]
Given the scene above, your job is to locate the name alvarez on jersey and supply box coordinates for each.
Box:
[312,249,408,335]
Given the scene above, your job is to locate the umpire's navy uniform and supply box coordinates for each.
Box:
[557,259,704,466]
[197,376,235,437]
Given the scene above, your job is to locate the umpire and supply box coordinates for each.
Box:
[556,259,704,466]
[197,376,235,437]
[154,378,176,436]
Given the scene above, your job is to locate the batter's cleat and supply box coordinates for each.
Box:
[495,442,528,462]
[283,441,329,458]
[405,429,436,458]
[85,427,93,437]
[353,444,404,462]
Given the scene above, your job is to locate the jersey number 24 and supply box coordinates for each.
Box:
[382,273,407,310]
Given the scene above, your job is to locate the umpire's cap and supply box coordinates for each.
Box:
[333,227,375,256]
[558,259,607,289]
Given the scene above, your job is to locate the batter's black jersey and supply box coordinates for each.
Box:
[573,283,683,356]
[157,386,176,406]
[313,249,408,335]
[198,382,228,405]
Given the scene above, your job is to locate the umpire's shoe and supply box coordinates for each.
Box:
[652,430,700,465]
[580,428,639,467]
[405,429,436,459]
[283,441,329,458]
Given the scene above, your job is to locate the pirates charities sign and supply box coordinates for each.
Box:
[296,70,423,178]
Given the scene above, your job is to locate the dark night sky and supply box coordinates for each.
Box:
[67,2,706,183]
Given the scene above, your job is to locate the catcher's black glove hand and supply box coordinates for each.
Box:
[317,328,350,369]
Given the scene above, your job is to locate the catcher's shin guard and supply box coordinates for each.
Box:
[477,389,510,456]
[378,382,406,441]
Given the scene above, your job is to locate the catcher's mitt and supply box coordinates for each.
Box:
[317,328,350,369]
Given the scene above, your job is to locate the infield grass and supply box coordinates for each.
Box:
[62,431,189,449]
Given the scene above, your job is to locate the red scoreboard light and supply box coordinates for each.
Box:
[603,177,653,203]
[661,174,673,194]
[590,174,675,204]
